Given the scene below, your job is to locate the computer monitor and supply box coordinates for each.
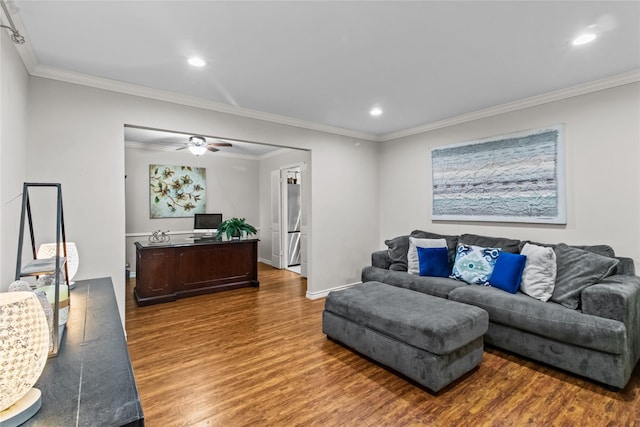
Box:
[194,213,223,237]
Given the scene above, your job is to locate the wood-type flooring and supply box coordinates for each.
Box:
[125,263,640,426]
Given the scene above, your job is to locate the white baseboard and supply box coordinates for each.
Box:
[305,281,362,300]
[258,257,273,266]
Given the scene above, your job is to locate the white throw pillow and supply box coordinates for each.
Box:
[520,243,557,302]
[407,237,447,275]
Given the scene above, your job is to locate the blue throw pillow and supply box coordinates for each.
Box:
[417,246,450,277]
[489,252,527,293]
[450,244,501,285]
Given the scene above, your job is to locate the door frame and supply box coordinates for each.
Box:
[271,162,307,276]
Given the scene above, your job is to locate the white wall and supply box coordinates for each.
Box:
[258,149,310,263]
[24,76,380,322]
[310,140,380,291]
[124,146,260,270]
[0,32,29,291]
[380,83,640,265]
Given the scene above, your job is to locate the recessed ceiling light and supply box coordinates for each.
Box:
[188,57,206,67]
[370,106,383,117]
[572,33,596,46]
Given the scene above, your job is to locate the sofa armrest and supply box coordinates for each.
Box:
[582,275,640,366]
[372,250,392,269]
[582,275,640,325]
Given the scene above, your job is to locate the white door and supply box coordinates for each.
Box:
[270,169,283,268]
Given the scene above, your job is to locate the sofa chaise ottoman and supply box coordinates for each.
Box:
[322,281,489,392]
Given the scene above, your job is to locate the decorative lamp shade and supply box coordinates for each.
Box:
[37,242,79,282]
[40,284,70,326]
[0,292,50,424]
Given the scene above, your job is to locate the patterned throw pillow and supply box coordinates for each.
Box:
[451,244,501,285]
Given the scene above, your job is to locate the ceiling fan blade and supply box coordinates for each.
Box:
[206,146,219,152]
[209,142,233,147]
[175,146,188,151]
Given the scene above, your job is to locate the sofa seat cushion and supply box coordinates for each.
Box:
[325,281,488,355]
[448,286,627,355]
[361,266,466,299]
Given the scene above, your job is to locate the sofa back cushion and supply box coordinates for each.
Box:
[571,245,616,258]
[384,231,460,272]
[384,235,410,271]
[408,237,448,274]
[460,234,521,254]
[518,241,616,258]
[411,230,459,267]
[551,243,619,310]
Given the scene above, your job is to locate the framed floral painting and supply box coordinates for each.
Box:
[149,164,206,218]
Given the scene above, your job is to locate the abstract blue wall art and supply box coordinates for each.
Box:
[431,125,566,224]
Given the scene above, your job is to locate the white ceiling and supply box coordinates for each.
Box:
[6,1,640,141]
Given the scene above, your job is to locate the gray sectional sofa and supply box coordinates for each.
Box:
[361,230,640,389]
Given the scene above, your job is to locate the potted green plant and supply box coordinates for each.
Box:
[216,217,257,240]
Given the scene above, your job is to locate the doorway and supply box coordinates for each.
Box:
[124,125,309,282]
[284,167,301,273]
[271,163,307,277]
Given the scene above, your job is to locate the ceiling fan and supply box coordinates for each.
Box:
[177,136,233,155]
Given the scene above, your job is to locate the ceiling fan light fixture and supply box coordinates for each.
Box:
[188,57,206,67]
[189,136,206,145]
[572,32,596,46]
[188,145,207,156]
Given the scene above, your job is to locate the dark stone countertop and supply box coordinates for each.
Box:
[24,277,144,427]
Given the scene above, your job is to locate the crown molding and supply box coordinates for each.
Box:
[379,69,640,142]
[38,64,637,144]
[28,64,377,142]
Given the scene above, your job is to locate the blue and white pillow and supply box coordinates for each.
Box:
[451,244,501,285]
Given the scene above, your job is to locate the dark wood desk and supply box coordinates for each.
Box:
[134,238,259,306]
[26,278,144,427]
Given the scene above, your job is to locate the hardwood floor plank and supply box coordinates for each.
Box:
[126,263,640,426]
